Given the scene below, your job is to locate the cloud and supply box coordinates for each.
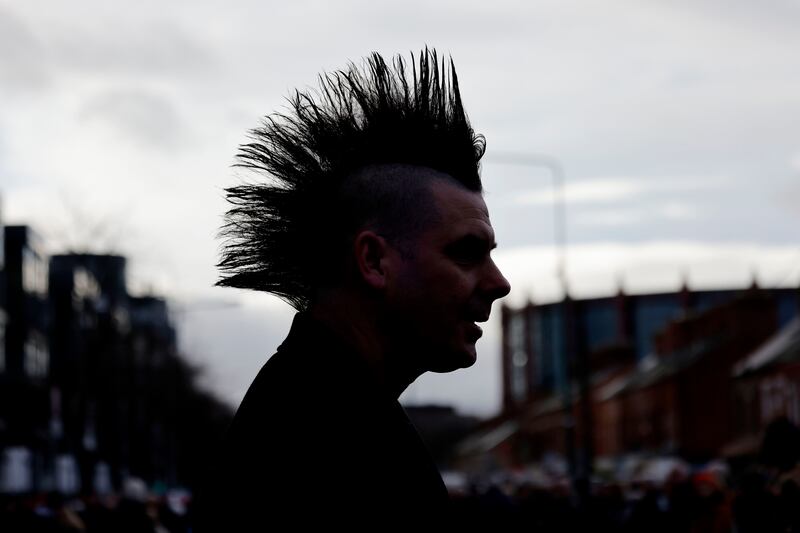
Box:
[790,152,800,172]
[0,7,50,93]
[658,202,697,220]
[773,179,800,217]
[509,177,722,206]
[572,202,698,227]
[494,241,800,307]
[574,208,643,227]
[51,19,214,79]
[4,0,800,418]
[515,179,640,205]
[78,88,188,150]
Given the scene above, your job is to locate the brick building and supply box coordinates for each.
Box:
[497,284,799,470]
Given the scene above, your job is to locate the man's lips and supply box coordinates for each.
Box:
[466,322,483,341]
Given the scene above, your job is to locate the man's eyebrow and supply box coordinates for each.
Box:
[449,234,497,250]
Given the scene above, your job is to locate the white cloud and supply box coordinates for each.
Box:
[571,202,698,228]
[494,241,800,308]
[514,179,641,205]
[658,202,697,220]
[509,176,723,206]
[3,0,800,418]
[574,208,643,227]
[790,152,800,172]
[78,88,189,150]
[0,6,49,93]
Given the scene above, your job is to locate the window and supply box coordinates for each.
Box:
[582,299,617,351]
[777,291,799,327]
[24,330,49,378]
[533,305,565,391]
[633,295,681,359]
[22,248,47,295]
[0,315,5,372]
[509,314,528,403]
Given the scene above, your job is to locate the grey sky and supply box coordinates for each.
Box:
[1,0,799,416]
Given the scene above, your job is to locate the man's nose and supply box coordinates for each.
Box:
[484,259,511,302]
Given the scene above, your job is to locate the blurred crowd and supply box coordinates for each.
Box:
[0,479,191,533]
[450,461,800,532]
[2,460,800,532]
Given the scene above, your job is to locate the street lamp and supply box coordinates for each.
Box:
[489,151,568,297]
[489,152,592,507]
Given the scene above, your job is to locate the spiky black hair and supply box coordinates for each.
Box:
[216,48,486,310]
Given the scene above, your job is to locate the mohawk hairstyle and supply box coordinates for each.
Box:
[216,48,486,310]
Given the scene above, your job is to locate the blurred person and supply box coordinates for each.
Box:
[195,48,510,529]
[79,493,116,533]
[777,477,800,533]
[761,416,800,472]
[622,484,670,533]
[688,471,733,533]
[661,468,694,533]
[113,477,160,533]
[733,467,782,533]
[47,492,86,532]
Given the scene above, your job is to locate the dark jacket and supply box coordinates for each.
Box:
[195,312,450,530]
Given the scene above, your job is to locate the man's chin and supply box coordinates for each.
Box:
[429,347,477,373]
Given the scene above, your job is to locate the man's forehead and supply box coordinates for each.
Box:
[427,178,495,241]
[428,177,490,219]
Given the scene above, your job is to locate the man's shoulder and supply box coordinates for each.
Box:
[235,344,309,408]
[224,314,381,442]
[195,314,451,528]
[235,321,363,407]
[226,342,326,434]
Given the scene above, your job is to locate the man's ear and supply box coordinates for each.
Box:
[353,230,391,290]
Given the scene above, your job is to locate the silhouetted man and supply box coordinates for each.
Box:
[196,49,511,529]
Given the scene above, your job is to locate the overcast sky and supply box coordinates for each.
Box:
[2,0,799,417]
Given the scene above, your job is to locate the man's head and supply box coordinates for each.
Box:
[217,49,510,371]
[351,165,510,372]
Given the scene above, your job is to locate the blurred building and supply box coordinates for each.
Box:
[729,315,800,458]
[0,204,5,377]
[487,284,799,471]
[1,238,233,496]
[591,288,779,460]
[47,254,211,494]
[126,295,180,487]
[48,253,130,495]
[0,226,51,492]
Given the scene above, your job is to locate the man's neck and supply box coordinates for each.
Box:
[310,291,422,400]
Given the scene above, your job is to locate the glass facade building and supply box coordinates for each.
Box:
[503,286,800,412]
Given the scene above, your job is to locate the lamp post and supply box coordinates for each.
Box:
[489,152,592,507]
[490,152,567,296]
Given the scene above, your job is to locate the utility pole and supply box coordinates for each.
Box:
[490,152,592,508]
